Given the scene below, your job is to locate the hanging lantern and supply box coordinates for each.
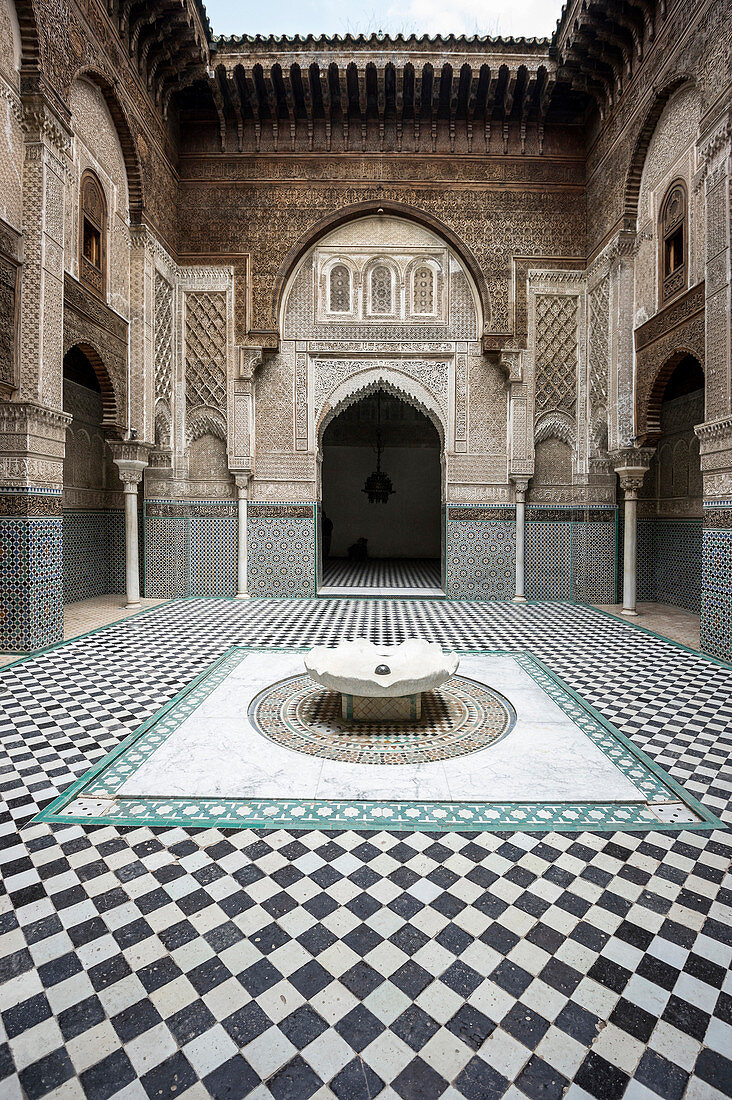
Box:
[362,391,395,504]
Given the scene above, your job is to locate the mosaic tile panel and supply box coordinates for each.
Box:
[143,513,189,598]
[62,510,125,603]
[189,516,237,597]
[572,519,617,603]
[636,516,655,602]
[249,673,515,764]
[0,489,63,650]
[701,513,732,661]
[525,509,616,604]
[143,502,237,598]
[636,518,703,613]
[446,506,516,600]
[248,504,316,598]
[526,521,572,600]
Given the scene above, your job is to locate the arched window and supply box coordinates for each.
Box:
[79,170,107,298]
[329,264,351,312]
[370,264,393,314]
[660,181,687,304]
[413,265,435,314]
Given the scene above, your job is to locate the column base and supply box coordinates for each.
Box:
[620,608,638,617]
[512,595,527,603]
[234,593,250,600]
[125,601,142,611]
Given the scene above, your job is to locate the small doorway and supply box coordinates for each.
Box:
[319,389,443,596]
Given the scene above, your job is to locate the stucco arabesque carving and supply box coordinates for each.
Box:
[534,410,576,447]
[316,369,446,446]
[313,357,450,420]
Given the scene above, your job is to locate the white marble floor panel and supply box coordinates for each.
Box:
[118,651,641,803]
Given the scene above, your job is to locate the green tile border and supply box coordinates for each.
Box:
[34,646,724,834]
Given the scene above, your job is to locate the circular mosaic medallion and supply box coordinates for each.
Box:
[248,675,516,765]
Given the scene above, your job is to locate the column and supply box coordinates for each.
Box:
[234,474,251,598]
[511,477,530,602]
[111,443,151,609]
[611,449,653,616]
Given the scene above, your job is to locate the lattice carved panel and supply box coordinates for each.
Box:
[154,272,173,405]
[185,292,227,412]
[535,295,578,415]
[588,277,610,455]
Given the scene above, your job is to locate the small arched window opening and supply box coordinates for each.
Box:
[660,181,687,305]
[413,265,435,314]
[370,264,393,314]
[329,264,351,312]
[79,170,107,298]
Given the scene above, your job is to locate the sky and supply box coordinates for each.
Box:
[202,0,566,40]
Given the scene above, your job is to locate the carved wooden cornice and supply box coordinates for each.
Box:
[552,0,665,119]
[204,38,576,155]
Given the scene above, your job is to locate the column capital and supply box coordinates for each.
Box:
[510,476,531,498]
[610,447,654,492]
[110,440,153,487]
[233,472,253,494]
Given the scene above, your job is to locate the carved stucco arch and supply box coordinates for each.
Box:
[317,368,446,451]
[63,340,120,434]
[273,202,490,337]
[534,410,576,448]
[72,68,144,223]
[186,405,227,446]
[644,347,705,443]
[623,75,696,227]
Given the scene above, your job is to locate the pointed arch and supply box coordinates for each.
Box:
[63,341,120,432]
[623,75,695,226]
[72,68,144,223]
[273,201,491,336]
[317,367,446,448]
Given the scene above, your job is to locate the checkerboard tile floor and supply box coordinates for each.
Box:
[0,597,730,1100]
[322,558,442,589]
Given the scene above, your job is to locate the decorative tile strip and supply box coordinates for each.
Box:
[704,508,732,529]
[447,506,516,521]
[0,493,63,516]
[145,501,189,517]
[187,502,237,517]
[526,506,616,523]
[249,504,315,519]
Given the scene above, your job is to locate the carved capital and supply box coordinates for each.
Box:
[232,472,253,495]
[110,440,153,487]
[610,446,654,493]
[510,476,531,500]
[21,94,72,156]
[500,350,523,383]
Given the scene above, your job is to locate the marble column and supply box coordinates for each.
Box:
[234,474,251,599]
[112,443,151,609]
[611,449,654,617]
[511,477,530,602]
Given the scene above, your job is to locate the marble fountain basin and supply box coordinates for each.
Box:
[305,638,459,722]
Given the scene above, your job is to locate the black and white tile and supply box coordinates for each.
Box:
[321,558,442,590]
[0,597,730,1100]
